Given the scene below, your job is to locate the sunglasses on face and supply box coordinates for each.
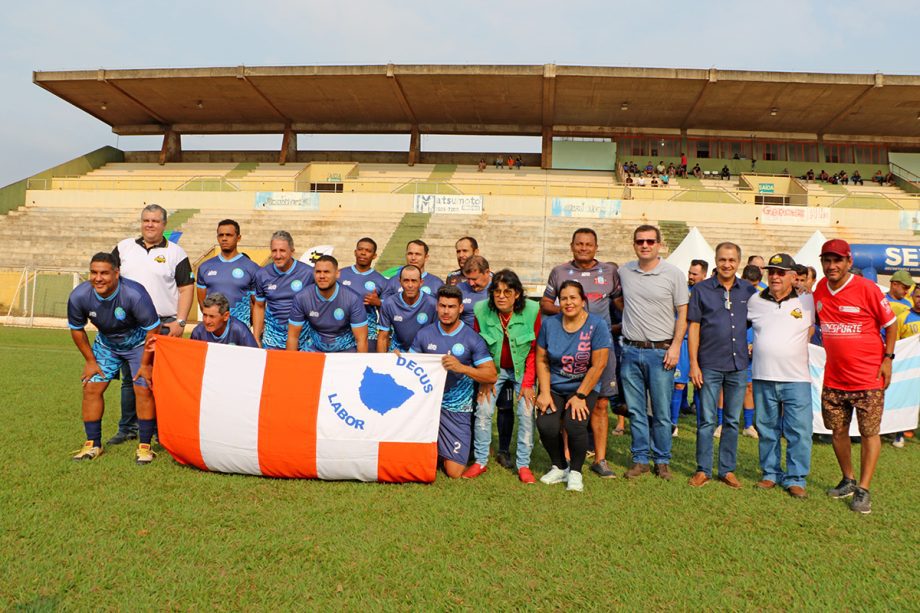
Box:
[634,239,658,246]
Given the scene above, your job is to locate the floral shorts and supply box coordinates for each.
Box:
[821,387,884,437]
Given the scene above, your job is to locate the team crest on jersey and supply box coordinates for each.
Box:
[291,280,303,292]
[333,308,345,321]
[416,312,428,324]
[154,255,166,264]
[364,281,377,291]
[451,343,465,356]
[816,301,823,312]
[791,308,803,319]
[232,267,244,279]
[114,307,126,321]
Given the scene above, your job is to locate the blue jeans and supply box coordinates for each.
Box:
[621,345,674,465]
[753,380,813,488]
[473,368,535,469]
[697,368,747,477]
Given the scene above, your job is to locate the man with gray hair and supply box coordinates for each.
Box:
[108,203,194,445]
[190,292,258,347]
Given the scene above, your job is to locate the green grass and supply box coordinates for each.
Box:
[1,326,917,609]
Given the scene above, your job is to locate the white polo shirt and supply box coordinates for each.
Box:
[115,237,193,318]
[747,289,815,382]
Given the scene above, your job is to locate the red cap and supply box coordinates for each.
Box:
[820,239,851,258]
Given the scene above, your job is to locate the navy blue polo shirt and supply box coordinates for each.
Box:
[687,276,756,371]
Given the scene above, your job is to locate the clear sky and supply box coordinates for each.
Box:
[2,0,918,187]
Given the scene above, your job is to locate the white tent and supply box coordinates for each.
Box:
[666,227,715,276]
[793,230,828,282]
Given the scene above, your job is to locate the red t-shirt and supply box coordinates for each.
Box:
[813,274,896,391]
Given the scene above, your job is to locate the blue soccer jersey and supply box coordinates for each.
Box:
[410,321,493,412]
[195,253,260,325]
[253,260,315,348]
[457,280,490,327]
[190,317,258,347]
[384,268,444,299]
[338,265,387,341]
[289,283,368,352]
[378,292,437,351]
[536,313,613,395]
[67,278,160,350]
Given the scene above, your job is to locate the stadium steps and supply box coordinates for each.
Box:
[394,165,461,195]
[225,162,259,180]
[376,213,432,272]
[659,221,690,252]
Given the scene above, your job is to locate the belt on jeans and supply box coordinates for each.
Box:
[624,338,672,350]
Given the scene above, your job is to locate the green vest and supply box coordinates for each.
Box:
[474,299,540,382]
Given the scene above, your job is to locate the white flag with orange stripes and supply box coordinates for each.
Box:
[152,336,447,482]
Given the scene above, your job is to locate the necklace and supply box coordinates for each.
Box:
[499,311,512,335]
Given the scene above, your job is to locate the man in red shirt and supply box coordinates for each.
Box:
[813,239,897,514]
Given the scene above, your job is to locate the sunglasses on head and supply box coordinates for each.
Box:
[634,238,657,246]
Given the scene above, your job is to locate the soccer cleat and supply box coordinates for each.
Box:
[850,487,872,514]
[565,470,584,492]
[518,467,536,484]
[826,477,857,499]
[71,441,103,461]
[540,465,569,485]
[461,463,488,479]
[135,443,156,465]
[742,426,759,439]
[589,459,617,479]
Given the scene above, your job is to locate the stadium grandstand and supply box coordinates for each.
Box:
[3,64,920,323]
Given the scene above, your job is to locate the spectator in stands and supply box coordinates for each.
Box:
[515,156,523,170]
[535,280,611,492]
[625,174,634,186]
[815,239,897,514]
[839,170,849,185]
[687,242,756,489]
[541,228,621,479]
[873,170,884,185]
[339,238,387,352]
[692,164,702,178]
[636,176,646,187]
[645,161,654,175]
[385,240,444,298]
[108,204,193,446]
[852,170,863,185]
[667,163,677,177]
[195,219,259,326]
[819,170,829,182]
[252,230,315,350]
[806,169,815,182]
[507,155,515,170]
[190,292,258,348]
[67,253,161,464]
[651,176,659,188]
[616,225,689,481]
[630,161,640,175]
[478,158,487,172]
[656,161,666,174]
[747,253,816,498]
[464,269,541,483]
[828,173,839,185]
[884,171,896,185]
[446,236,479,286]
[495,156,504,169]
[721,165,731,180]
[660,174,670,186]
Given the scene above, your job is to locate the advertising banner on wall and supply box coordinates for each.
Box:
[412,194,483,214]
[760,205,830,226]
[254,192,320,210]
[550,197,622,219]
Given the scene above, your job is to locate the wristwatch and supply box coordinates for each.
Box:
[883,352,895,360]
[575,392,588,400]
[177,319,187,328]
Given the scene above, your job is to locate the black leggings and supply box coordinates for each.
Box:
[536,391,596,473]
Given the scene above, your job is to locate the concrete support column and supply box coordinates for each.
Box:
[159,129,182,165]
[408,127,420,166]
[816,135,825,166]
[541,127,553,169]
[280,126,297,165]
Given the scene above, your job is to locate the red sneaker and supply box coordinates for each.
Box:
[518,467,536,484]
[462,463,488,479]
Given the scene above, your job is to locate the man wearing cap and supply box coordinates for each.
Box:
[687,242,756,489]
[814,239,897,514]
[885,270,915,319]
[747,254,816,498]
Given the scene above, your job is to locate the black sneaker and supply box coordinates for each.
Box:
[495,451,513,470]
[826,477,857,499]
[850,487,872,514]
[589,459,617,479]
[106,431,138,446]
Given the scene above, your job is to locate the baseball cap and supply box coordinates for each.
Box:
[820,239,851,258]
[890,270,915,287]
[764,253,796,271]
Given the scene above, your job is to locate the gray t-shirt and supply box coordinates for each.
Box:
[543,260,621,327]
[619,258,689,342]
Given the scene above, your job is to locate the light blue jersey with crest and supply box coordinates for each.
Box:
[410,321,492,412]
[289,283,368,352]
[195,253,260,325]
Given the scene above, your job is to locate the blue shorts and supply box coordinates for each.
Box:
[674,338,690,385]
[91,340,148,388]
[438,408,472,463]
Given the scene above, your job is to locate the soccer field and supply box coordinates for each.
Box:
[1,326,916,610]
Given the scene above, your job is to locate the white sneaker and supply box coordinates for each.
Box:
[672,426,679,438]
[743,426,759,439]
[714,425,722,439]
[566,470,584,492]
[540,465,569,485]
[892,437,905,449]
